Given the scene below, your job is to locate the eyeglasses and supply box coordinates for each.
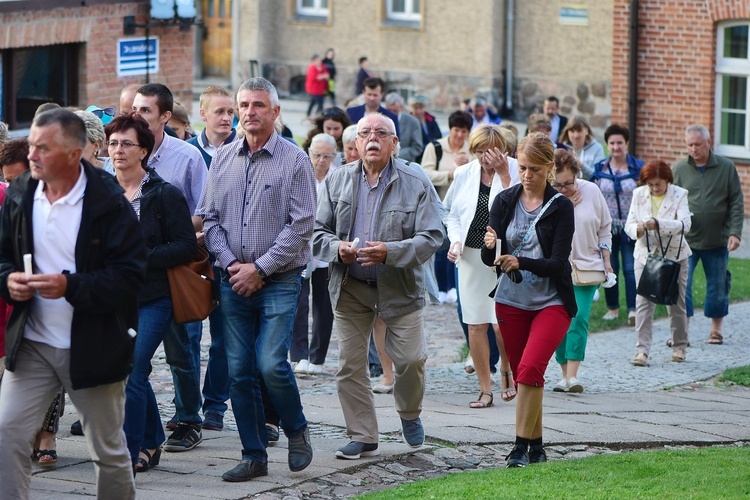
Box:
[92,108,116,119]
[552,180,576,190]
[357,129,394,139]
[107,140,141,149]
[310,152,336,160]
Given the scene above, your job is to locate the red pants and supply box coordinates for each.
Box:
[495,304,571,387]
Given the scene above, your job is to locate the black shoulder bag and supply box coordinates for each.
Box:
[636,222,684,306]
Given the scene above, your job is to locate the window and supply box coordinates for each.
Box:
[386,0,420,22]
[296,0,328,17]
[715,22,750,158]
[1,44,79,129]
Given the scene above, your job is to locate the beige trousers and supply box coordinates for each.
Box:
[333,278,428,443]
[634,257,690,354]
[0,340,135,499]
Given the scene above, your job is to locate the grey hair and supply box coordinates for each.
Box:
[686,124,710,141]
[33,108,87,149]
[310,133,337,151]
[0,121,9,144]
[74,110,106,149]
[357,112,397,135]
[342,124,358,146]
[473,96,488,107]
[238,77,280,108]
[384,93,404,107]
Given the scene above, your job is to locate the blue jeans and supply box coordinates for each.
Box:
[221,269,307,462]
[604,228,636,311]
[172,320,203,421]
[202,266,230,417]
[124,296,201,463]
[686,246,730,318]
[434,247,456,292]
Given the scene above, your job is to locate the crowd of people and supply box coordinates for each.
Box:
[0,60,744,496]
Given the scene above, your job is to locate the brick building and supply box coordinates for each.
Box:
[611,0,750,222]
[229,0,613,124]
[0,0,195,131]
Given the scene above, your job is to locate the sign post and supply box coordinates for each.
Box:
[117,37,159,78]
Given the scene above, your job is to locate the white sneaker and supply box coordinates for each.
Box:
[438,291,448,304]
[628,311,636,326]
[293,359,310,374]
[306,363,325,375]
[602,310,618,321]
[552,378,568,392]
[567,377,584,393]
[445,288,458,303]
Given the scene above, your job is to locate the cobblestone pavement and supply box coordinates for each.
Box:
[36,299,750,499]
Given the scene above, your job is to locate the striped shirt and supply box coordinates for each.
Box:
[198,132,316,275]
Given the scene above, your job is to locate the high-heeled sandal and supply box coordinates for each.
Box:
[134,447,162,473]
[500,371,517,402]
[469,391,493,408]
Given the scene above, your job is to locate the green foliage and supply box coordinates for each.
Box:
[720,365,750,387]
[360,447,750,499]
[589,258,750,333]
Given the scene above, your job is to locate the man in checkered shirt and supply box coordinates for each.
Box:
[198,78,315,483]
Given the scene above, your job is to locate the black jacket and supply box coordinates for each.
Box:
[138,170,197,303]
[0,161,147,389]
[481,183,578,318]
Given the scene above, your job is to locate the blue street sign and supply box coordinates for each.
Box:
[117,37,159,77]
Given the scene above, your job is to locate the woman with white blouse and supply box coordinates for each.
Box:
[443,124,519,407]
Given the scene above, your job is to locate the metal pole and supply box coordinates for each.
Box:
[627,0,639,155]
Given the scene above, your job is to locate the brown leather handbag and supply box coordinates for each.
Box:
[167,246,219,324]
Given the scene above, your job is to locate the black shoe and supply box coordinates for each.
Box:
[506,445,530,468]
[202,412,224,431]
[222,459,268,482]
[369,363,383,378]
[287,426,313,472]
[335,441,380,460]
[164,423,203,452]
[529,445,547,464]
[70,420,84,436]
[266,423,280,444]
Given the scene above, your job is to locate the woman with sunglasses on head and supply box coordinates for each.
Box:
[107,113,199,474]
[482,132,576,468]
[551,149,613,393]
[74,110,106,168]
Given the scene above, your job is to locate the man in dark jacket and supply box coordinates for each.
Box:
[0,109,146,498]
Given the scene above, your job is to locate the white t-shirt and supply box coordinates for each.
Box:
[25,167,87,349]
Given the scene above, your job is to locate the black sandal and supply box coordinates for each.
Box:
[500,371,517,402]
[134,447,161,473]
[469,391,494,408]
[36,449,58,466]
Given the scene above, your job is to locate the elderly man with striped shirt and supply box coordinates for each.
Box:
[198,77,315,483]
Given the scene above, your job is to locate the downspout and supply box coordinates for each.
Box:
[505,0,514,115]
[627,0,639,155]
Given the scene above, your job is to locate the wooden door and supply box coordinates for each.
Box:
[202,0,232,77]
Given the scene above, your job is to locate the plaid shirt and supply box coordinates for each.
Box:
[198,132,316,275]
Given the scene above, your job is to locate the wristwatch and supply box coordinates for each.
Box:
[256,266,267,279]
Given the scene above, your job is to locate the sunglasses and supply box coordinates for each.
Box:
[91,107,116,119]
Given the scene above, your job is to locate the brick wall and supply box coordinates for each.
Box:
[0,2,194,115]
[612,0,750,215]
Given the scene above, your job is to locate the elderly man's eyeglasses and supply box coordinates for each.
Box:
[310,152,336,160]
[357,129,394,139]
[107,140,141,149]
[552,180,576,190]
